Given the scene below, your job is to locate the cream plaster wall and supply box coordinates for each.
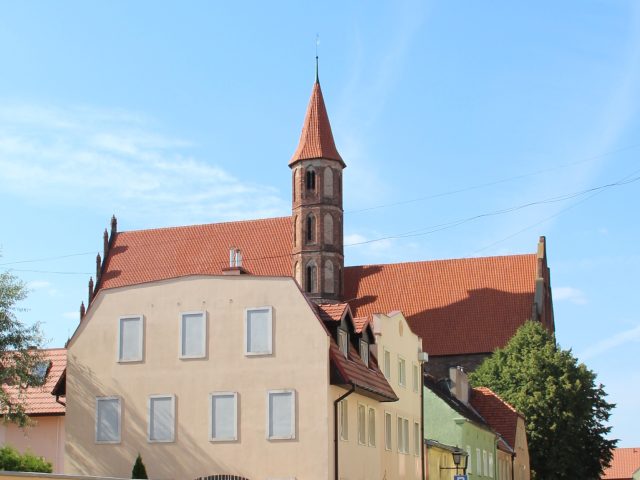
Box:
[513,417,530,480]
[0,416,65,473]
[496,449,512,480]
[372,312,424,480]
[65,276,332,480]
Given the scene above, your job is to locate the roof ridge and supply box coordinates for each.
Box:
[346,253,537,270]
[473,386,522,416]
[120,216,290,235]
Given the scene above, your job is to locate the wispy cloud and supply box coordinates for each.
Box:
[27,279,58,296]
[579,324,640,361]
[553,286,588,305]
[0,104,288,228]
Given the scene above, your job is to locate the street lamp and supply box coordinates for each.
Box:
[451,448,468,475]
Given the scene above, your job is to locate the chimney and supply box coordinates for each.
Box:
[88,277,94,303]
[223,247,246,275]
[448,366,470,405]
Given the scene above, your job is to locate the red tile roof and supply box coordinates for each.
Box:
[602,448,640,480]
[470,387,522,449]
[316,302,349,324]
[353,316,370,334]
[289,81,344,167]
[344,255,538,356]
[95,217,538,358]
[2,348,66,416]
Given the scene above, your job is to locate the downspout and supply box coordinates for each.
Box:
[334,383,356,480]
[55,395,66,407]
[421,365,426,480]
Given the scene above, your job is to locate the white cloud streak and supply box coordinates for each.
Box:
[579,324,640,361]
[553,286,588,305]
[0,104,288,228]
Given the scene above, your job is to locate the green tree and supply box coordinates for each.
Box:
[1,262,45,427]
[470,321,616,480]
[0,445,52,472]
[131,453,148,479]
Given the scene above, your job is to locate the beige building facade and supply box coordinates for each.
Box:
[0,416,65,473]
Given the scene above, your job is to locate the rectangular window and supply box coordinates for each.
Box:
[368,408,376,446]
[384,411,392,450]
[477,448,482,474]
[267,390,295,440]
[95,397,120,443]
[245,307,272,355]
[403,418,409,454]
[467,445,472,474]
[397,416,409,453]
[359,340,369,367]
[383,349,391,379]
[483,450,488,476]
[413,421,420,456]
[412,364,419,392]
[118,316,143,362]
[148,395,175,443]
[210,392,237,441]
[398,356,406,387]
[338,329,348,358]
[489,452,494,478]
[180,311,206,358]
[339,399,348,441]
[357,404,366,445]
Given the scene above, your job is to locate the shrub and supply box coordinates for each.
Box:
[0,445,52,473]
[131,453,149,479]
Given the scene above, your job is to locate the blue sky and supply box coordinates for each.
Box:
[0,1,638,446]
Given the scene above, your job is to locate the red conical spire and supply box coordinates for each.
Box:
[289,79,345,167]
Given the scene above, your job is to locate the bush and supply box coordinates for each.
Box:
[0,445,52,473]
[131,453,148,479]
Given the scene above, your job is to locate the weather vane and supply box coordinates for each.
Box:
[315,34,320,82]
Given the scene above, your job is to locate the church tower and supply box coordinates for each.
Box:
[290,66,345,303]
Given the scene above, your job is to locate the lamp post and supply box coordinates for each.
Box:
[452,448,468,476]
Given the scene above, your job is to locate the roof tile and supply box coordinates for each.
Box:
[602,448,640,480]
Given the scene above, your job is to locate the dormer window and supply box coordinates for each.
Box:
[31,361,51,385]
[359,340,369,367]
[338,328,348,358]
[306,169,316,191]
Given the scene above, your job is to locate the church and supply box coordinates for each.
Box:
[58,69,554,479]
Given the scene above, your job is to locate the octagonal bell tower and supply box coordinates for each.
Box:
[290,65,345,303]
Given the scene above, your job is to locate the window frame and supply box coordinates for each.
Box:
[489,451,494,478]
[383,349,391,379]
[368,407,376,447]
[357,403,367,445]
[359,339,369,367]
[338,328,349,358]
[413,421,420,456]
[339,398,349,441]
[179,311,207,359]
[477,448,482,474]
[412,363,419,393]
[467,445,472,474]
[398,355,406,388]
[384,411,392,451]
[209,391,238,442]
[147,394,176,443]
[266,389,296,441]
[244,306,273,356]
[117,315,144,363]
[95,396,121,444]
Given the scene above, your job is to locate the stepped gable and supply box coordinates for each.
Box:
[344,254,538,356]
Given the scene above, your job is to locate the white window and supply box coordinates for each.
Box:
[118,315,143,362]
[483,450,488,476]
[476,448,482,474]
[359,340,369,367]
[368,408,376,446]
[148,395,175,443]
[413,421,420,456]
[180,311,206,358]
[209,392,237,441]
[412,364,419,392]
[95,397,120,443]
[383,349,391,379]
[384,411,392,450]
[467,445,472,474]
[489,452,494,478]
[398,356,406,387]
[245,307,273,355]
[397,416,409,453]
[339,399,348,441]
[338,329,348,357]
[357,404,366,445]
[267,390,295,440]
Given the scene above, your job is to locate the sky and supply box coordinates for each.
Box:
[0,0,638,447]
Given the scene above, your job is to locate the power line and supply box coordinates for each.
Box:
[0,251,95,267]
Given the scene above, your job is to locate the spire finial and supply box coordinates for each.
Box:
[315,34,320,84]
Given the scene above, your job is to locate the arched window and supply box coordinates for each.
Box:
[306,214,315,243]
[293,215,298,246]
[324,214,334,245]
[306,262,317,293]
[293,168,300,200]
[306,169,316,191]
[324,261,335,293]
[324,167,333,197]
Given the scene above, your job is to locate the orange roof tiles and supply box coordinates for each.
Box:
[353,316,370,334]
[470,386,523,449]
[344,255,537,356]
[316,303,349,324]
[2,348,66,416]
[289,81,344,167]
[602,448,640,480]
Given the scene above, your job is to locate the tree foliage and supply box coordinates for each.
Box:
[0,445,52,473]
[1,263,45,427]
[470,321,616,480]
[131,453,149,479]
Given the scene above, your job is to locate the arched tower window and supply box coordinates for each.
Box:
[324,213,334,245]
[324,261,335,293]
[293,215,298,246]
[306,261,317,293]
[324,167,333,197]
[306,169,316,191]
[306,214,316,243]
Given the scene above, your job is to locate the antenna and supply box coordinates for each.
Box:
[315,34,320,83]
